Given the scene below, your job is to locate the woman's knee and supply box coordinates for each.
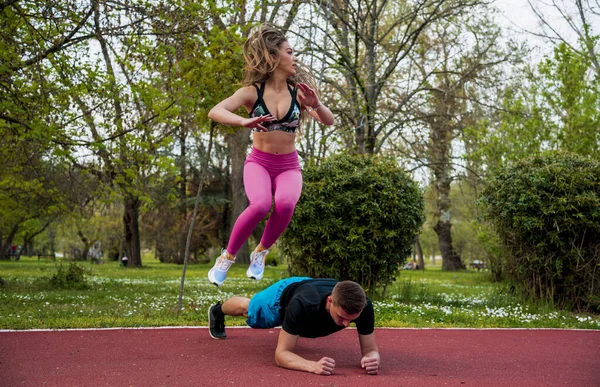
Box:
[274,199,297,216]
[248,200,272,217]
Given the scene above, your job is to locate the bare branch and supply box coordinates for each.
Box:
[10,3,95,71]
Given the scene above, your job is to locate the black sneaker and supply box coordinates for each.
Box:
[208,302,227,339]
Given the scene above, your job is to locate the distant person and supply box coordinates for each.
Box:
[206,24,334,286]
[121,255,128,267]
[208,278,380,375]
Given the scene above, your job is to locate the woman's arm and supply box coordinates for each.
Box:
[208,86,275,130]
[297,83,334,126]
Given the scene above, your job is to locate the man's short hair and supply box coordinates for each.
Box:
[331,280,366,315]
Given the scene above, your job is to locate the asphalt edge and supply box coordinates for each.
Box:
[1,326,598,333]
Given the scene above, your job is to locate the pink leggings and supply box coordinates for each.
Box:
[226,147,302,255]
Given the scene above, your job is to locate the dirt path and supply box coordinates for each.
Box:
[1,328,598,386]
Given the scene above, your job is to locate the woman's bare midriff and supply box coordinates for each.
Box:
[252,131,297,155]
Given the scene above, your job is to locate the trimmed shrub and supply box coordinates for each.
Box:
[48,262,90,289]
[479,152,600,311]
[279,154,424,296]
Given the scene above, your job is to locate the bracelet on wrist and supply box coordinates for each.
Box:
[308,102,322,112]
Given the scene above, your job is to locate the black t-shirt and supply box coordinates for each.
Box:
[279,278,375,338]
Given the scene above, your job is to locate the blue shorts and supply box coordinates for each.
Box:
[246,277,311,329]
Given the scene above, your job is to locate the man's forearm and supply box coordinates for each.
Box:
[275,350,315,373]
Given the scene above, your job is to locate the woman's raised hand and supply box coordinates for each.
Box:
[241,114,276,132]
[297,83,320,109]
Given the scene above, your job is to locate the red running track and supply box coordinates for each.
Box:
[1,328,598,386]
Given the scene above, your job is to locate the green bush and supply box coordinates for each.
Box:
[279,154,424,296]
[48,262,90,289]
[480,152,600,311]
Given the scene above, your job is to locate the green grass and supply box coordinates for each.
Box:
[1,255,598,330]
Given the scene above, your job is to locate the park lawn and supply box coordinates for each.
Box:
[0,255,598,330]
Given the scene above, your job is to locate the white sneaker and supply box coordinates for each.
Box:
[246,249,269,280]
[208,250,235,286]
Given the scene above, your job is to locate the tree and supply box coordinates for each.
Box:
[298,0,483,154]
[401,11,514,270]
[538,43,599,157]
[473,40,599,171]
[0,133,67,259]
[2,1,165,266]
[141,1,245,264]
[527,0,599,77]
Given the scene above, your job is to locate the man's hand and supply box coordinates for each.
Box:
[361,356,379,375]
[358,332,380,375]
[312,357,335,375]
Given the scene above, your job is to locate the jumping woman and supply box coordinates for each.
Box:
[207,24,334,286]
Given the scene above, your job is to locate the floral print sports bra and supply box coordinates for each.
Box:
[249,82,300,133]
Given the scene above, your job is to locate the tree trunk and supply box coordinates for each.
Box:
[225,129,251,264]
[0,232,6,260]
[118,238,123,262]
[124,196,142,267]
[25,241,33,256]
[414,236,425,270]
[48,227,56,256]
[76,226,91,261]
[435,219,463,270]
[428,81,464,270]
[434,175,464,270]
[1,224,19,260]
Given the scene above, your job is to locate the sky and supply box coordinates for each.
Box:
[494,0,600,60]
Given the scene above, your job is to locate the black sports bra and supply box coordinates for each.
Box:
[249,82,300,133]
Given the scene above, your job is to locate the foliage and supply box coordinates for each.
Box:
[419,180,498,267]
[298,0,490,154]
[470,41,599,172]
[141,171,228,264]
[479,152,600,311]
[279,154,425,296]
[0,154,70,258]
[1,257,599,330]
[474,221,504,282]
[0,0,250,266]
[48,262,90,289]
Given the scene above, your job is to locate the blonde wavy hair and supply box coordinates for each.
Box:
[242,24,316,131]
[243,24,316,90]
